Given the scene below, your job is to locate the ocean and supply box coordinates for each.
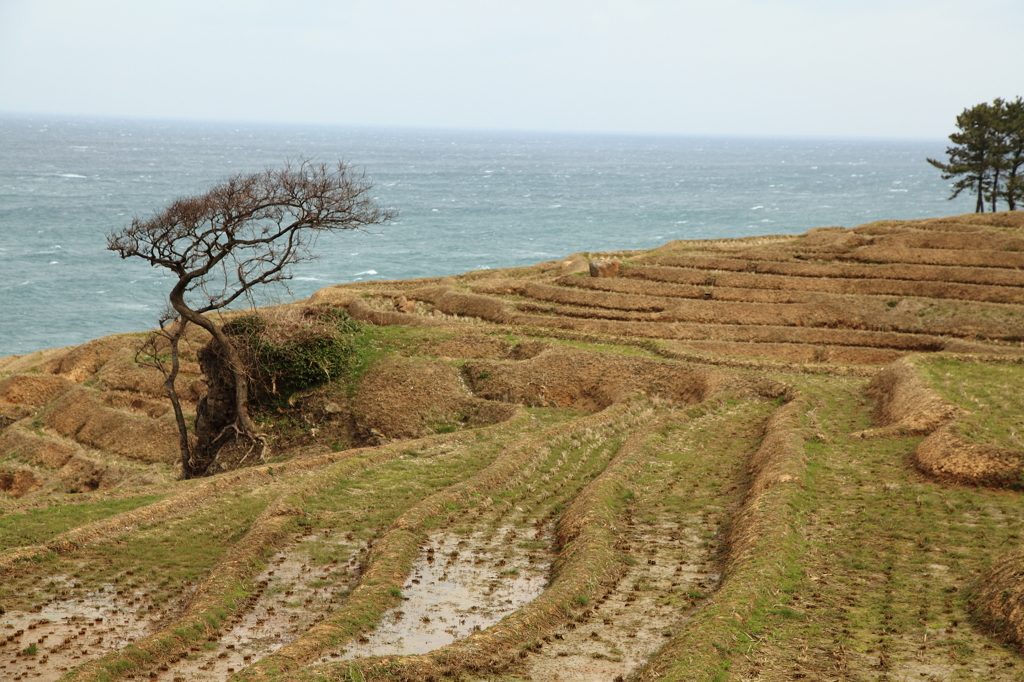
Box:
[0,115,973,358]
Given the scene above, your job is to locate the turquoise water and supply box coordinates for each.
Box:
[0,115,972,357]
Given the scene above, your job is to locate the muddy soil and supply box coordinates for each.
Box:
[159,532,363,681]
[332,524,552,661]
[521,518,714,682]
[0,578,159,682]
[5,213,1024,682]
[130,521,554,681]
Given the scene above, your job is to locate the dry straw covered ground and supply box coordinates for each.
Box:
[2,212,1024,682]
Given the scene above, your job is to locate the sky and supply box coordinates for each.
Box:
[1,0,1022,139]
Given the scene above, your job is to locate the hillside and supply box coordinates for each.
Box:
[2,212,1024,682]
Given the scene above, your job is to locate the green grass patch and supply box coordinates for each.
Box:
[0,491,270,612]
[918,357,1024,449]
[0,494,164,548]
[630,396,783,681]
[685,375,1024,678]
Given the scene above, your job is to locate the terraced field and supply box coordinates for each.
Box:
[2,212,1024,681]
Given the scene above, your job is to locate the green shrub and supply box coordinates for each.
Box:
[224,306,362,400]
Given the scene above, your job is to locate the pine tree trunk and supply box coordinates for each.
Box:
[992,168,1001,212]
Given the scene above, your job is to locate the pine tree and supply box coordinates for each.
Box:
[929,98,1024,212]
[928,101,1001,213]
[997,97,1024,211]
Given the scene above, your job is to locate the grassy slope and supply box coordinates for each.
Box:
[1,213,1023,682]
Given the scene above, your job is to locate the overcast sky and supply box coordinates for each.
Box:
[1,0,1022,139]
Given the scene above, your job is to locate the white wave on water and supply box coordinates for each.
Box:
[0,116,976,358]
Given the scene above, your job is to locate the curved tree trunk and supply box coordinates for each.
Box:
[137,318,196,479]
[106,158,394,477]
[170,288,265,478]
[161,322,194,475]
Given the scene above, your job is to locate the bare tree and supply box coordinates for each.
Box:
[109,159,396,478]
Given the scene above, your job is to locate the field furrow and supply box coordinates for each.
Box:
[3,211,1024,681]
[622,264,1024,304]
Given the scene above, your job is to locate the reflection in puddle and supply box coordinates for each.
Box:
[329,525,553,660]
[5,524,554,681]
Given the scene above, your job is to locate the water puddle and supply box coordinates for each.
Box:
[326,524,553,661]
[0,578,158,682]
[8,524,555,681]
[156,532,362,682]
